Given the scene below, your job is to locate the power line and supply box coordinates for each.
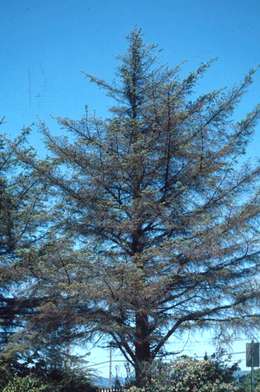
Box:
[91,351,248,368]
[91,360,127,367]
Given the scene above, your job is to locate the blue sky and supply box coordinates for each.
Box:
[1,0,260,143]
[1,0,260,379]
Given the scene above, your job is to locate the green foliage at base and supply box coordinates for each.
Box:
[241,369,260,392]
[2,376,47,392]
[129,357,242,392]
[0,353,97,392]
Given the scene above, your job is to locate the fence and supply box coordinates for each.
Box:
[98,389,126,392]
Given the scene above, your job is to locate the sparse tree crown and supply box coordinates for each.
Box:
[12,30,260,385]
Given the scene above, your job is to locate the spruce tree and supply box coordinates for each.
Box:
[19,30,260,385]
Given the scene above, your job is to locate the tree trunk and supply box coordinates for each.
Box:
[135,310,152,387]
